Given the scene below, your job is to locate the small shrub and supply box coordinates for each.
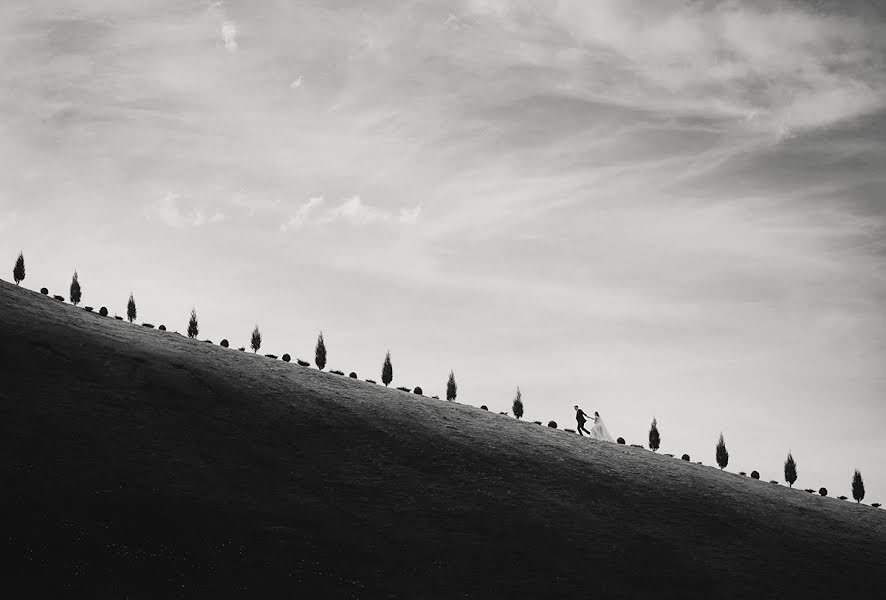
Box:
[99,307,108,316]
[630,444,644,449]
[159,325,166,331]
[838,496,848,501]
[664,453,674,458]
[114,316,123,320]
[819,488,828,497]
[365,379,377,384]
[265,354,277,359]
[872,503,881,508]
[297,359,310,367]
[751,471,760,480]
[282,354,291,362]
[739,472,746,476]
[682,454,690,461]
[564,428,576,433]
[617,437,626,445]
[547,421,557,429]
[533,421,542,425]
[396,386,410,392]
[480,405,488,411]
[349,372,357,378]
[220,339,229,347]
[84,306,94,312]
[40,287,49,295]
[804,489,815,494]
[431,395,439,399]
[53,295,64,302]
[413,386,423,394]
[142,323,155,328]
[204,339,213,344]
[770,480,779,485]
[331,370,345,375]
[696,462,702,465]
[238,347,245,352]
[498,411,509,416]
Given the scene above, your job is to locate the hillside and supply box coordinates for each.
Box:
[1,278,884,598]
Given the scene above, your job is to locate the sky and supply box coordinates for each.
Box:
[1,0,885,502]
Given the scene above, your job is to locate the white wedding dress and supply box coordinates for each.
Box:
[590,415,615,442]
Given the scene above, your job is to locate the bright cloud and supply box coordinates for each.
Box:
[221,20,238,52]
[322,196,421,227]
[281,196,325,231]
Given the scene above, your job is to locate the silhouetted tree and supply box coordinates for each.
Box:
[13,252,25,285]
[69,271,81,306]
[188,308,199,339]
[315,332,327,370]
[715,433,729,470]
[784,452,797,488]
[512,387,524,419]
[852,469,865,504]
[446,370,457,402]
[126,293,137,323]
[250,325,262,353]
[381,351,393,387]
[648,417,661,452]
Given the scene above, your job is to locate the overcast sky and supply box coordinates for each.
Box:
[1,0,884,502]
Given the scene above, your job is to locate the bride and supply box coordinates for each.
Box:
[589,411,615,442]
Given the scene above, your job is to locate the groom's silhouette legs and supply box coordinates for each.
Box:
[577,424,590,436]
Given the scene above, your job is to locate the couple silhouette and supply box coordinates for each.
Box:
[574,406,614,442]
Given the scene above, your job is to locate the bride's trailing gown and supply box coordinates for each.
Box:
[590,415,615,442]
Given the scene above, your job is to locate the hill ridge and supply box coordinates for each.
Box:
[1,278,884,598]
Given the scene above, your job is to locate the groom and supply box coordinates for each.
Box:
[574,405,591,436]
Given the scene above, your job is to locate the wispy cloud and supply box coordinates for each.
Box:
[282,196,421,230]
[145,193,227,229]
[221,20,238,52]
[280,196,324,231]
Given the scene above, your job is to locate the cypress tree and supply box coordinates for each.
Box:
[852,469,865,504]
[126,293,137,323]
[13,252,25,285]
[315,332,327,370]
[512,387,524,419]
[251,325,262,353]
[446,371,457,402]
[715,433,729,470]
[381,351,393,387]
[649,418,661,452]
[69,271,81,306]
[784,452,798,488]
[188,308,199,339]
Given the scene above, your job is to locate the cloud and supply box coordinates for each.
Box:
[146,193,224,229]
[290,75,303,89]
[463,0,886,135]
[221,20,238,52]
[323,196,421,227]
[281,196,324,231]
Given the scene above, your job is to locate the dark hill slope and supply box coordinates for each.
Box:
[1,279,884,598]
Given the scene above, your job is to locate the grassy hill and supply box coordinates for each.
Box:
[1,278,884,598]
